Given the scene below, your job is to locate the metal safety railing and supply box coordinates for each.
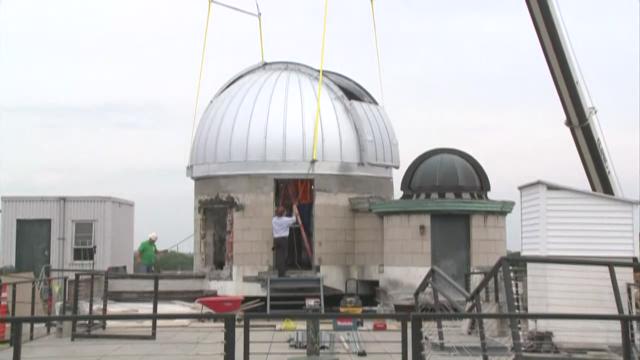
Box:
[1,312,236,360]
[242,312,410,360]
[1,312,639,360]
[0,275,69,344]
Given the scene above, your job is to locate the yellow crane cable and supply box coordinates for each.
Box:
[190,0,213,142]
[369,0,384,105]
[311,0,329,162]
[256,1,265,62]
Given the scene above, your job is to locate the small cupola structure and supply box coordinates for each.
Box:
[371,148,514,302]
[400,148,491,200]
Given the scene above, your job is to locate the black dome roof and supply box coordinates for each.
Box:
[401,148,491,199]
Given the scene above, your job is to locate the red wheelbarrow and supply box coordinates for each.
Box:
[196,295,263,318]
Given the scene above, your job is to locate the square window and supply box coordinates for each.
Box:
[73,222,94,261]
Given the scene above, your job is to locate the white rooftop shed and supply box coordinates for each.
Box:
[1,196,134,275]
[520,180,639,258]
[519,181,639,345]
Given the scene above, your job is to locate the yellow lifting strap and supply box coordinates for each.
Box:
[370,0,384,105]
[256,1,265,63]
[190,0,214,142]
[311,0,329,162]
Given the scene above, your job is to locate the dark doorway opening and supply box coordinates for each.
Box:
[431,215,470,294]
[198,196,236,279]
[204,207,229,270]
[274,179,314,271]
[15,219,52,276]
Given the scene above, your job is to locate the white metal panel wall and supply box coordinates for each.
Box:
[63,199,110,270]
[110,201,134,272]
[0,198,60,268]
[527,263,632,344]
[520,184,545,255]
[1,197,134,272]
[545,189,636,257]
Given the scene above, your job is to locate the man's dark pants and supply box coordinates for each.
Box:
[274,236,288,277]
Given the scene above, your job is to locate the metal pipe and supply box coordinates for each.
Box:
[243,318,250,360]
[475,297,488,360]
[609,265,632,359]
[29,282,35,340]
[71,274,79,341]
[400,318,408,360]
[58,197,66,270]
[151,275,159,339]
[410,316,423,360]
[87,274,94,334]
[11,322,21,360]
[211,0,259,18]
[223,316,235,360]
[431,285,444,350]
[102,274,108,330]
[501,259,523,359]
[9,283,16,347]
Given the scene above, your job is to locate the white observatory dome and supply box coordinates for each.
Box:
[187,61,399,179]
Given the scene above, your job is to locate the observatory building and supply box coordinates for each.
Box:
[187,61,399,295]
[187,61,513,302]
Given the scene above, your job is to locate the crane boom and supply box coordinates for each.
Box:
[526,0,620,196]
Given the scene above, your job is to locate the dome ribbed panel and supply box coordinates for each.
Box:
[188,62,398,178]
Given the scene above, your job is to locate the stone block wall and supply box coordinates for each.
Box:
[470,214,507,267]
[233,192,274,267]
[194,174,394,275]
[314,192,356,266]
[354,212,383,265]
[383,214,430,266]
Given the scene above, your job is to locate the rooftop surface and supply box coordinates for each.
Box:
[0,321,409,360]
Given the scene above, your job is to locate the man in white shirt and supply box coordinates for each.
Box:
[272,206,297,277]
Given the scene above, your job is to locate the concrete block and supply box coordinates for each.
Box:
[472,226,488,241]
[327,229,346,242]
[411,254,428,266]
[345,254,354,265]
[494,241,507,254]
[345,230,354,242]
[233,241,251,254]
[486,227,502,241]
[408,214,427,227]
[470,214,484,227]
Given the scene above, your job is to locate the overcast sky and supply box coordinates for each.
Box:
[0,0,638,252]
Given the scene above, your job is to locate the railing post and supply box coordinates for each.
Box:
[411,314,423,360]
[11,321,22,360]
[494,272,499,303]
[501,258,523,359]
[61,277,67,317]
[621,319,632,360]
[243,317,250,360]
[475,298,489,360]
[401,317,408,360]
[29,281,35,341]
[432,286,445,350]
[9,283,16,347]
[46,278,52,335]
[306,316,320,356]
[151,275,159,340]
[102,273,108,330]
[71,274,79,341]
[223,315,236,360]
[88,274,94,334]
[608,265,632,360]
